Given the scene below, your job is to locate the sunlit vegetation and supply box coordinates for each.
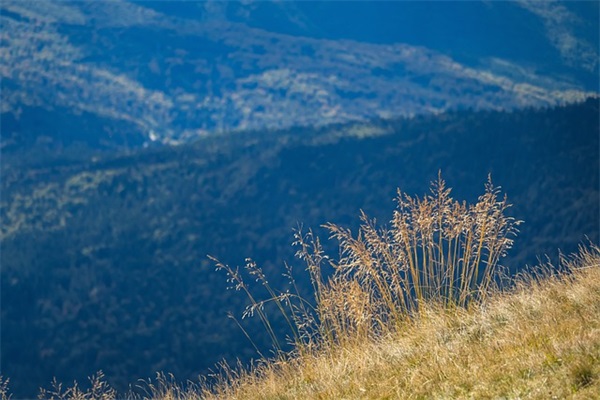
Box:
[212,174,521,354]
[197,245,599,400]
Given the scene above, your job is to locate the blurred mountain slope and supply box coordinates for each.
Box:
[1,0,597,150]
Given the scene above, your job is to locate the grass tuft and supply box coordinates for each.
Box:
[201,244,600,399]
[37,371,116,400]
[211,174,522,354]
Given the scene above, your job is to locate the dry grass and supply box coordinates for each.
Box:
[200,245,600,400]
[211,175,521,354]
[0,376,11,400]
[36,372,116,400]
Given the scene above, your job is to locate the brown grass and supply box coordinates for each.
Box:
[200,245,600,399]
[211,174,521,353]
[36,372,116,400]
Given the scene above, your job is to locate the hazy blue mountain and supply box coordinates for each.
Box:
[1,0,598,150]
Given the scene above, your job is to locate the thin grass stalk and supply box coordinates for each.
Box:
[359,217,404,322]
[293,229,337,347]
[459,227,474,307]
[210,256,283,353]
[228,313,267,360]
[283,262,319,352]
[359,215,408,321]
[245,260,302,348]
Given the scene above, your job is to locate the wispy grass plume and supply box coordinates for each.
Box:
[214,174,522,352]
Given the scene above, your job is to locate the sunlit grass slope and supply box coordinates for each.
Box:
[3,252,598,399]
[200,247,600,399]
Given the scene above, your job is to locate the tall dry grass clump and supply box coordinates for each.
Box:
[203,245,600,400]
[212,174,521,352]
[318,174,520,340]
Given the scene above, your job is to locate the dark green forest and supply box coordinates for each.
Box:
[1,99,598,397]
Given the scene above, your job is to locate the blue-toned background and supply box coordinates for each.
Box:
[1,1,598,396]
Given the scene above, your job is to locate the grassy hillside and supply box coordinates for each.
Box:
[197,246,600,400]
